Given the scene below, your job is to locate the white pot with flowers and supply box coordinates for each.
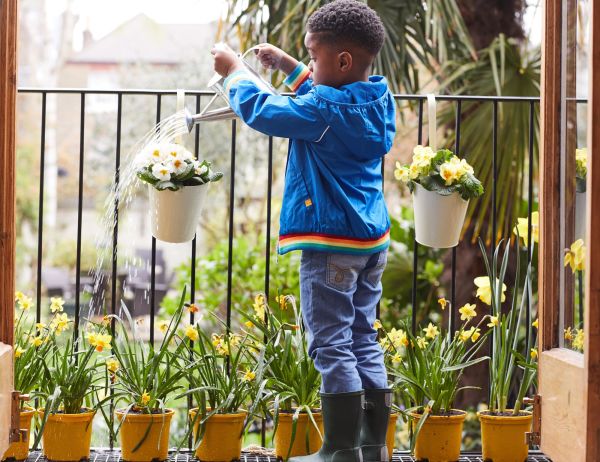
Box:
[575,147,587,240]
[135,142,223,243]
[395,146,483,248]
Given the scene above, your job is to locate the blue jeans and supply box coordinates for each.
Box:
[300,250,388,393]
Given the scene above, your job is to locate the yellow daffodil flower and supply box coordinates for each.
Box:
[388,328,409,350]
[576,148,587,177]
[50,313,70,335]
[50,297,65,313]
[14,347,26,358]
[423,323,439,339]
[15,291,25,302]
[36,322,47,330]
[416,337,428,349]
[242,369,256,382]
[487,316,499,328]
[564,239,586,273]
[158,320,169,333]
[275,295,289,310]
[438,298,448,310]
[471,328,481,342]
[106,358,119,373]
[186,303,199,314]
[459,328,474,343]
[253,294,266,320]
[530,348,538,360]
[18,296,33,311]
[86,332,112,352]
[373,319,382,330]
[474,277,507,305]
[184,325,199,342]
[102,315,111,327]
[573,329,585,351]
[391,353,402,364]
[141,391,151,406]
[211,334,230,356]
[30,336,43,347]
[244,320,255,329]
[513,211,539,246]
[532,318,539,329]
[458,303,477,321]
[564,326,574,341]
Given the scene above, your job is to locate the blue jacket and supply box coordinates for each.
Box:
[224,64,396,255]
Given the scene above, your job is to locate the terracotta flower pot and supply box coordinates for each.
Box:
[274,411,324,460]
[478,410,533,462]
[39,408,95,462]
[2,407,35,461]
[386,412,399,460]
[116,408,174,462]
[410,410,466,462]
[189,408,247,462]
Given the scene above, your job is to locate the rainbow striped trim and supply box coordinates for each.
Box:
[278,229,390,255]
[283,63,311,92]
[223,70,252,93]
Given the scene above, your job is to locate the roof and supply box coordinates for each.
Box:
[68,14,215,65]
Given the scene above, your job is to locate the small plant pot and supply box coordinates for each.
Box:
[116,408,174,462]
[149,185,206,243]
[412,183,469,248]
[274,411,324,460]
[386,412,399,460]
[575,191,587,240]
[39,408,95,462]
[410,410,466,462]
[478,410,532,462]
[189,408,247,462]
[2,407,35,461]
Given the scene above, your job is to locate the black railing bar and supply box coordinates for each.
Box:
[526,100,535,348]
[150,95,161,344]
[411,99,424,335]
[73,93,86,341]
[450,100,462,333]
[492,100,498,248]
[226,120,237,335]
[35,92,46,324]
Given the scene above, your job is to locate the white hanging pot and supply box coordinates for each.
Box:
[575,191,587,241]
[412,183,469,248]
[149,185,206,243]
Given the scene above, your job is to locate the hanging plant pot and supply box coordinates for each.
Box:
[274,410,324,460]
[189,408,247,462]
[39,408,95,462]
[412,183,469,248]
[149,185,206,243]
[386,412,399,460]
[478,411,532,462]
[2,407,35,461]
[410,410,466,462]
[575,191,587,240]
[116,408,174,462]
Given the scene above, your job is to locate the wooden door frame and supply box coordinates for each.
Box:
[539,0,600,460]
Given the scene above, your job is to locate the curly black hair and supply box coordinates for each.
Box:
[307,0,385,56]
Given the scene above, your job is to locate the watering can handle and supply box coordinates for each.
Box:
[427,93,436,150]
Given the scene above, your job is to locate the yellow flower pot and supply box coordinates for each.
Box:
[386,412,399,460]
[189,408,247,462]
[2,407,35,461]
[274,411,323,460]
[116,408,174,462]
[410,410,466,462]
[39,408,95,462]
[478,410,532,462]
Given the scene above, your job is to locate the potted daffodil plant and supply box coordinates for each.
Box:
[476,237,538,462]
[381,307,489,462]
[136,142,222,243]
[395,146,483,248]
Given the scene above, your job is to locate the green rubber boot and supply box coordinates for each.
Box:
[360,389,392,462]
[288,391,364,462]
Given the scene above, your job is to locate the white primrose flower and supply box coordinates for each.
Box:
[195,164,208,176]
[151,162,174,181]
[169,157,189,175]
[163,143,194,162]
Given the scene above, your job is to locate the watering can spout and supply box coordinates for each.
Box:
[185,106,237,132]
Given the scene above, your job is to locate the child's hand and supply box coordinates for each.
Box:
[254,44,286,70]
[211,43,244,77]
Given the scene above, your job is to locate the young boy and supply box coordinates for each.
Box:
[212,1,395,461]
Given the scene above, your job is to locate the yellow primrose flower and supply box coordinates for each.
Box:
[244,320,255,329]
[513,212,539,246]
[158,320,169,333]
[253,294,266,320]
[14,347,26,358]
[487,316,499,328]
[438,298,448,310]
[530,348,538,360]
[416,337,428,349]
[564,326,574,341]
[423,323,439,339]
[50,297,65,313]
[242,369,256,382]
[409,163,421,179]
[394,163,411,183]
[30,335,43,347]
[106,358,119,373]
[184,325,199,342]
[440,162,460,185]
[474,277,507,305]
[373,319,382,330]
[471,328,482,342]
[573,329,585,351]
[564,239,586,273]
[141,391,151,405]
[458,303,477,321]
[87,332,112,352]
[532,318,539,329]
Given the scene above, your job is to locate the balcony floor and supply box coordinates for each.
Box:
[22,449,553,462]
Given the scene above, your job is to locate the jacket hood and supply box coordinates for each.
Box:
[312,76,396,159]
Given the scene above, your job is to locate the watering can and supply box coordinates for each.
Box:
[184,45,278,131]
